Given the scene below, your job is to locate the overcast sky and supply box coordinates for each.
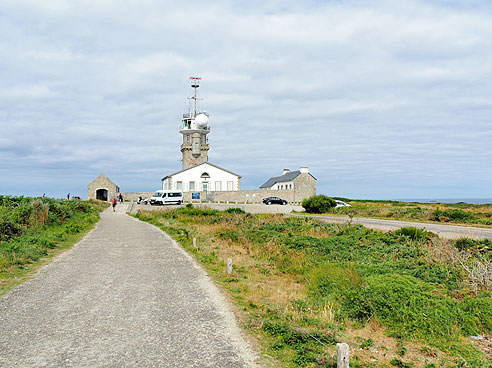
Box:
[1,0,491,200]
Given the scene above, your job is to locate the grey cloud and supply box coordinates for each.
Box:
[1,0,492,198]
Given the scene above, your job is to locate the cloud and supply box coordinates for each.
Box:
[0,0,491,198]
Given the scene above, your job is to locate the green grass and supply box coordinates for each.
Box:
[305,199,492,227]
[0,196,108,295]
[133,207,492,368]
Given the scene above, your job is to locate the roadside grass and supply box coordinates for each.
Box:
[302,200,492,228]
[134,207,492,368]
[0,196,108,296]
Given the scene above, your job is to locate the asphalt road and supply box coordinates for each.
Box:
[293,214,492,240]
[185,203,492,240]
[0,204,258,367]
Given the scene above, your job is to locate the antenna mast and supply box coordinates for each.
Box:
[189,76,201,118]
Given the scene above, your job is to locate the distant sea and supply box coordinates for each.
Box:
[394,198,492,205]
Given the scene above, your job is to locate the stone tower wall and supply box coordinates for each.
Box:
[181,143,209,169]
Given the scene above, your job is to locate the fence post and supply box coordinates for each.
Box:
[227,258,233,275]
[193,237,197,248]
[337,343,349,368]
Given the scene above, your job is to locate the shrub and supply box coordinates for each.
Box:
[0,218,22,241]
[342,273,492,341]
[432,209,475,223]
[224,207,246,214]
[394,227,431,241]
[302,195,336,214]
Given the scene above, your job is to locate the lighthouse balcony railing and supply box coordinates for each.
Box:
[182,112,209,119]
[179,124,210,132]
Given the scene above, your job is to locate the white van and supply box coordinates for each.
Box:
[149,190,183,205]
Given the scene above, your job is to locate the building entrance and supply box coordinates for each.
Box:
[96,189,108,201]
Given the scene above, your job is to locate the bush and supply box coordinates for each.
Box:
[224,207,246,214]
[342,274,492,341]
[432,209,475,223]
[394,227,431,241]
[302,195,336,214]
[0,218,22,241]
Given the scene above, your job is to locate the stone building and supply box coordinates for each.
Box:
[260,167,316,199]
[87,174,119,202]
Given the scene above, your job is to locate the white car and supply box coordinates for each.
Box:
[335,200,351,208]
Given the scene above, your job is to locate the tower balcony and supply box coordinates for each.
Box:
[179,124,210,132]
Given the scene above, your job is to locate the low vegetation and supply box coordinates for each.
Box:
[0,196,107,295]
[134,207,492,368]
[306,197,492,227]
[302,195,337,214]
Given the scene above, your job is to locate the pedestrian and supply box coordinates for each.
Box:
[112,196,117,212]
[42,193,45,198]
[67,193,70,200]
[119,193,123,203]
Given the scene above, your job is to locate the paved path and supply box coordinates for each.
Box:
[0,204,257,367]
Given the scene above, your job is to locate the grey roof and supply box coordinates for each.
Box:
[260,170,302,188]
[162,162,241,181]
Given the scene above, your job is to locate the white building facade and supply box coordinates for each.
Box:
[260,167,311,191]
[162,162,241,192]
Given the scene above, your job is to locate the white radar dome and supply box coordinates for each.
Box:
[195,114,209,128]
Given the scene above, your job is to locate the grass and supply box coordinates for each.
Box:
[134,206,492,368]
[0,196,108,296]
[303,200,492,227]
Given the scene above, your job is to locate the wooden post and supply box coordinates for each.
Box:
[193,237,197,247]
[337,343,349,368]
[227,258,233,275]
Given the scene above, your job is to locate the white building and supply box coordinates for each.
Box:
[162,162,241,192]
[260,167,313,190]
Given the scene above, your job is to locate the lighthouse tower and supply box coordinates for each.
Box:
[180,77,210,170]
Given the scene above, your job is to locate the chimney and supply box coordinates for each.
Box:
[282,168,290,175]
[300,167,309,174]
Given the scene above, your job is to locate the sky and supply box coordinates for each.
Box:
[1,0,491,200]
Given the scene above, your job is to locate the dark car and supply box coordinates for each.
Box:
[263,196,287,205]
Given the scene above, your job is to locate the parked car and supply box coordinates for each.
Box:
[263,197,288,205]
[335,200,351,208]
[150,190,183,205]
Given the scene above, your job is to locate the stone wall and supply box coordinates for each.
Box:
[183,189,306,204]
[292,173,317,200]
[121,192,154,202]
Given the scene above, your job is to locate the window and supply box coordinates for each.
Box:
[189,181,195,191]
[186,135,190,142]
[215,181,222,191]
[201,172,210,179]
[202,182,208,192]
[176,181,182,190]
[227,181,233,191]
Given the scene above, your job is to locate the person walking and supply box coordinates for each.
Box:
[119,193,123,203]
[112,197,117,212]
[67,193,70,200]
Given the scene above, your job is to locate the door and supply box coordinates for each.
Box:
[96,189,108,201]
